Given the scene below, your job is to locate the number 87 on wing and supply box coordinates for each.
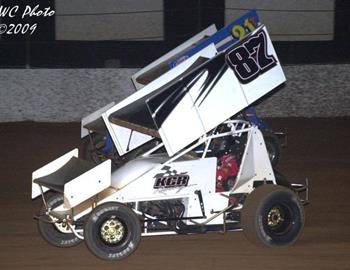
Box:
[226,26,278,84]
[225,25,286,104]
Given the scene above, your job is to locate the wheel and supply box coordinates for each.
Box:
[37,194,83,247]
[84,202,141,261]
[241,184,304,247]
[262,130,281,167]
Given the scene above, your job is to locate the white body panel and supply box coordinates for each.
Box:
[233,126,276,194]
[32,149,112,209]
[63,160,111,208]
[114,158,217,202]
[32,149,78,199]
[110,155,166,189]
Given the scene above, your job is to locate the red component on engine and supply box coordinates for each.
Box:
[216,154,239,192]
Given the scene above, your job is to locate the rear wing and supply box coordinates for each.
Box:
[103,25,286,156]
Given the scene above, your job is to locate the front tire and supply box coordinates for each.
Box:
[84,202,141,261]
[37,194,83,248]
[241,185,304,247]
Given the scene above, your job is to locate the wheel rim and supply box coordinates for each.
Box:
[265,203,293,236]
[267,207,284,227]
[100,218,126,245]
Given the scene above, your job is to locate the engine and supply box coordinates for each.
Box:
[138,199,186,230]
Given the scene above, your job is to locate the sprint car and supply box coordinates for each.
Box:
[82,10,284,167]
[32,13,308,261]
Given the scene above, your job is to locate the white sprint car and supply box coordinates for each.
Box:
[32,21,308,261]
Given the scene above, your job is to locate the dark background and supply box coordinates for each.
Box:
[0,0,350,68]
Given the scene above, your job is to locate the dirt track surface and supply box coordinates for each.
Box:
[0,118,349,270]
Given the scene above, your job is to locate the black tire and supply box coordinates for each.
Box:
[262,130,281,167]
[37,194,83,248]
[84,202,141,261]
[241,184,304,247]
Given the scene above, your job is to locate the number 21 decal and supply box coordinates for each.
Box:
[226,29,277,84]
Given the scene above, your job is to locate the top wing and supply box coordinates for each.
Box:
[104,25,285,156]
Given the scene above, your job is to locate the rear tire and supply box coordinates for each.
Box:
[262,130,281,167]
[37,194,82,248]
[241,185,304,247]
[84,202,141,261]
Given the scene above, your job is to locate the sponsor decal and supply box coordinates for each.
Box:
[153,166,189,189]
